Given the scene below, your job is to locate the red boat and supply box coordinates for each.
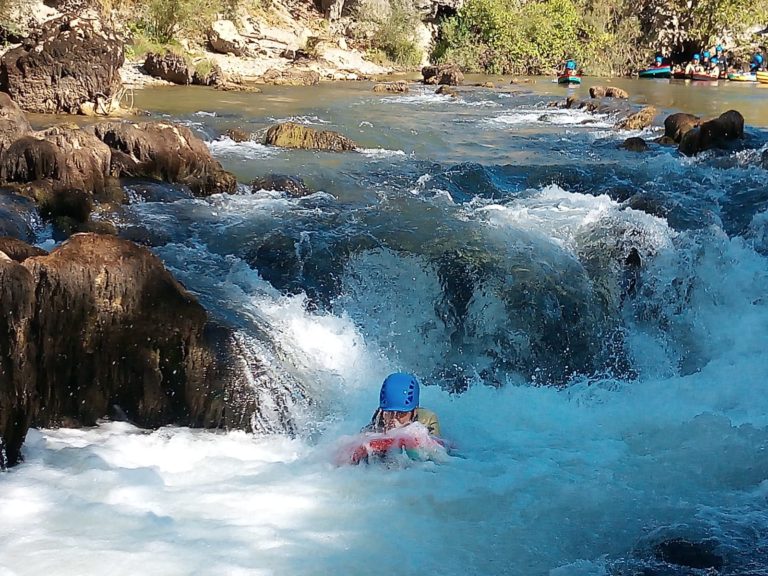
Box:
[690,72,720,81]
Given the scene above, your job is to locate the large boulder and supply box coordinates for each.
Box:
[372,81,409,93]
[0,93,32,155]
[143,51,194,85]
[90,121,237,195]
[0,126,117,223]
[208,19,251,57]
[0,252,37,469]
[422,63,464,85]
[0,14,124,114]
[264,122,357,151]
[0,237,48,262]
[664,112,700,142]
[678,110,745,156]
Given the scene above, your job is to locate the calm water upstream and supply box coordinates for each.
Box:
[3,77,768,576]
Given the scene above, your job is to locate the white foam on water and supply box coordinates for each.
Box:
[207,137,276,160]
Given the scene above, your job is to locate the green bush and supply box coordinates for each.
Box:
[372,0,423,67]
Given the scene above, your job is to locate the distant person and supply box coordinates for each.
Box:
[709,57,721,77]
[684,53,702,75]
[714,45,728,72]
[652,55,664,67]
[363,373,441,436]
[750,53,765,72]
[560,59,578,76]
[701,50,711,69]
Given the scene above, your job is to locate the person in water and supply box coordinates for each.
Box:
[364,372,441,436]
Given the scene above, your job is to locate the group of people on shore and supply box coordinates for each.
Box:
[658,45,767,77]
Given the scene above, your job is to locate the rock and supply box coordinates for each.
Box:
[208,19,251,57]
[0,253,37,469]
[664,112,700,142]
[143,51,193,85]
[252,174,311,198]
[0,237,48,262]
[621,137,648,152]
[653,538,724,571]
[0,126,117,222]
[19,234,255,434]
[436,85,459,98]
[90,121,237,195]
[0,93,32,155]
[260,68,321,86]
[477,81,495,88]
[422,63,463,86]
[510,78,535,84]
[678,110,745,156]
[264,122,357,151]
[0,14,124,114]
[372,81,409,93]
[589,86,629,99]
[762,149,768,170]
[614,106,657,130]
[226,128,252,143]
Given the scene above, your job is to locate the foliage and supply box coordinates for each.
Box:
[351,0,423,67]
[433,0,768,75]
[433,0,587,74]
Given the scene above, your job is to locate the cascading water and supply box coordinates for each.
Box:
[3,81,768,575]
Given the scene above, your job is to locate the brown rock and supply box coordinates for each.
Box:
[260,68,321,86]
[678,110,745,156]
[264,122,357,151]
[621,137,648,152]
[664,112,700,142]
[252,174,311,198]
[590,86,629,99]
[0,15,124,114]
[226,128,251,143]
[0,237,48,262]
[422,64,464,86]
[0,93,32,154]
[615,106,657,130]
[91,121,237,195]
[436,85,459,98]
[143,51,193,85]
[0,253,36,469]
[372,81,410,93]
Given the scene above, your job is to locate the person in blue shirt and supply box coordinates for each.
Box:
[750,53,765,72]
[560,59,578,76]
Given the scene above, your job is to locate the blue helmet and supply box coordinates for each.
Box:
[711,56,719,64]
[703,50,711,58]
[755,54,764,64]
[693,53,701,60]
[716,45,723,52]
[655,55,663,63]
[566,59,576,70]
[379,373,420,411]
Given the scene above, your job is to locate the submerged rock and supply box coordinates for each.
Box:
[372,81,409,93]
[653,538,725,571]
[260,68,321,86]
[264,122,357,151]
[621,137,648,152]
[252,174,312,197]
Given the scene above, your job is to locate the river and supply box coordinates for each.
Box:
[3,77,768,575]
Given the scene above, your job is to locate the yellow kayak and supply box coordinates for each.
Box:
[757,71,768,84]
